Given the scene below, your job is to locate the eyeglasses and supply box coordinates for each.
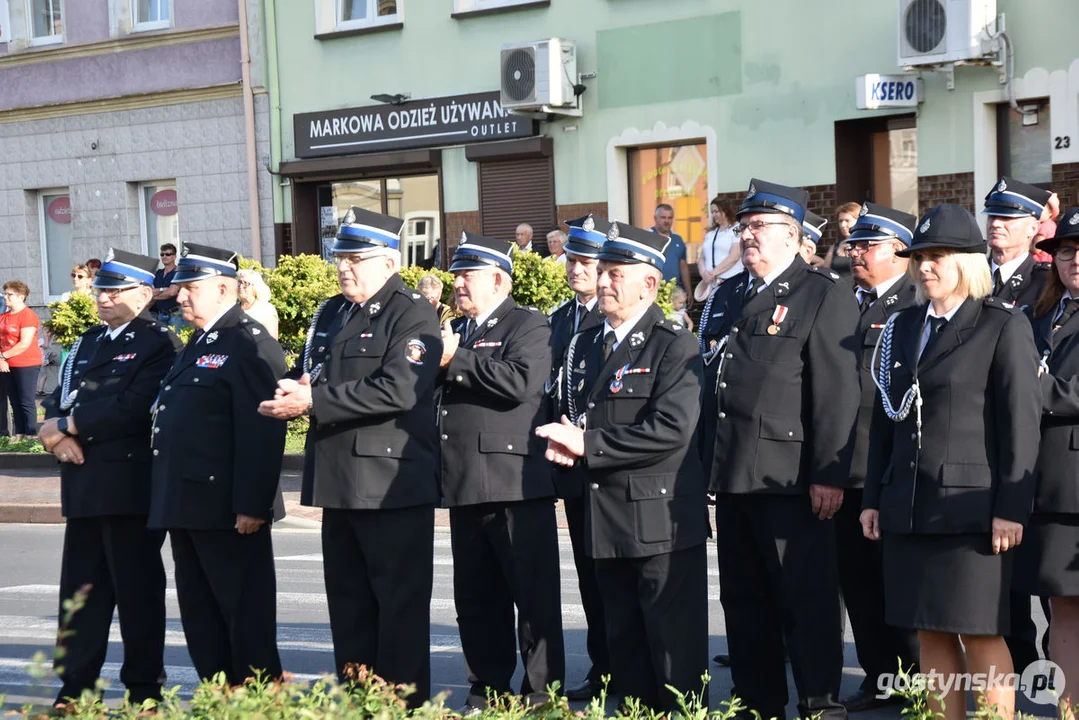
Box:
[71,273,87,279]
[732,220,793,236]
[160,252,175,257]
[1056,247,1079,261]
[334,254,371,266]
[92,287,134,299]
[847,240,895,255]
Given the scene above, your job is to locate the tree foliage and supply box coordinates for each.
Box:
[42,293,99,349]
[509,252,574,314]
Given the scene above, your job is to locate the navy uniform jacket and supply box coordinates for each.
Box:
[849,280,918,487]
[1030,303,1079,514]
[703,257,861,495]
[566,303,709,559]
[44,314,181,518]
[546,298,603,499]
[294,276,442,510]
[438,296,553,507]
[993,254,1049,310]
[148,304,288,530]
[863,298,1041,534]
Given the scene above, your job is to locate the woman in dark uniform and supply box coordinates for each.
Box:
[860,203,1041,720]
[1017,206,1079,718]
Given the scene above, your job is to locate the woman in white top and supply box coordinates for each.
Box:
[695,197,743,302]
[237,269,280,340]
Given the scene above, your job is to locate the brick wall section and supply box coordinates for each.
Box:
[1052,163,1079,208]
[444,211,481,254]
[555,202,610,223]
[917,172,975,215]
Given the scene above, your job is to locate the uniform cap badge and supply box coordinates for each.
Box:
[1070,213,1079,226]
[859,203,869,217]
[583,216,595,233]
[997,178,1007,192]
[607,224,620,241]
[919,217,931,234]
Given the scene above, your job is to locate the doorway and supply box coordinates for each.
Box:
[834,114,919,216]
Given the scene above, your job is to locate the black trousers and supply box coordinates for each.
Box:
[716,494,847,720]
[563,495,610,684]
[4,365,38,435]
[1006,594,1051,670]
[594,543,709,712]
[835,488,919,690]
[55,516,166,705]
[322,505,434,708]
[169,526,281,685]
[449,498,565,708]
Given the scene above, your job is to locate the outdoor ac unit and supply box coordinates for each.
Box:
[898,0,997,67]
[500,38,577,110]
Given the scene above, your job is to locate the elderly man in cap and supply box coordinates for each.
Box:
[537,221,710,712]
[148,242,288,686]
[984,177,1056,310]
[258,207,442,706]
[701,179,860,720]
[834,202,921,712]
[799,211,829,267]
[545,214,610,702]
[38,249,181,708]
[437,233,563,714]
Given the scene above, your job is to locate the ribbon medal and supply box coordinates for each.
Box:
[767,305,789,335]
[609,363,629,394]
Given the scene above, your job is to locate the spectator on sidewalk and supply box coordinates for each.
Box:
[0,281,43,441]
[650,204,692,307]
[418,274,456,325]
[547,230,567,263]
[238,269,279,340]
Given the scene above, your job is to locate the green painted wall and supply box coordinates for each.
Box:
[269,0,1079,218]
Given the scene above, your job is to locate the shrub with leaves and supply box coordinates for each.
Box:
[656,278,677,318]
[43,293,99,349]
[398,266,455,306]
[509,252,573,314]
[257,254,339,356]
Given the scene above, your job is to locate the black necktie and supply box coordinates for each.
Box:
[746,277,762,297]
[922,316,948,358]
[602,330,617,362]
[464,319,477,343]
[574,303,588,333]
[859,290,877,315]
[992,269,1004,296]
[1054,299,1079,333]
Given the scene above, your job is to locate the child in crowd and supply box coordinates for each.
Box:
[669,287,693,332]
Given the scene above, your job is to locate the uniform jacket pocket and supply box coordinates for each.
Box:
[940,462,992,488]
[478,433,529,455]
[354,433,408,459]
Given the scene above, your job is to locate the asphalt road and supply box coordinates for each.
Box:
[0,521,1050,717]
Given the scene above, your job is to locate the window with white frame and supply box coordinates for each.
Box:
[28,0,63,45]
[39,190,73,300]
[139,182,179,257]
[453,0,541,13]
[133,0,171,31]
[337,0,399,28]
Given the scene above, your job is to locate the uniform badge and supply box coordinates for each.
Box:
[1010,273,1023,288]
[747,183,757,198]
[577,378,585,392]
[919,217,931,234]
[123,331,135,342]
[195,354,228,369]
[859,203,869,217]
[776,281,790,293]
[607,223,620,241]
[1070,214,1079,227]
[113,353,136,363]
[884,294,898,307]
[629,331,645,348]
[487,317,498,327]
[412,293,421,299]
[583,216,595,233]
[406,339,426,365]
[768,305,789,335]
[360,332,374,338]
[369,302,381,315]
[252,327,261,335]
[997,178,1007,192]
[579,359,585,370]
[318,345,325,353]
[205,331,218,345]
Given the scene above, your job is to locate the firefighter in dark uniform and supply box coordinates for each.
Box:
[983,176,1056,669]
[437,233,564,714]
[832,203,921,712]
[1016,207,1079,717]
[148,243,288,685]
[545,214,610,702]
[258,208,442,706]
[537,221,710,713]
[861,203,1040,720]
[38,249,181,708]
[703,179,861,720]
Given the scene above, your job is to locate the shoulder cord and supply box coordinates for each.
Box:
[871,313,922,447]
[58,335,84,411]
[698,286,717,356]
[302,299,330,375]
[564,332,584,428]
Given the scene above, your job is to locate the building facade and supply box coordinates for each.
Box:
[0,0,275,309]
[268,0,1077,269]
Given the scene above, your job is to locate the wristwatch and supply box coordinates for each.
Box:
[57,417,75,437]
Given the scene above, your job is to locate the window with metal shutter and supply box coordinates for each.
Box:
[478,157,555,251]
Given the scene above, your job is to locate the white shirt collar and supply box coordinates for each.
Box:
[602,305,652,352]
[578,296,598,312]
[198,304,234,336]
[469,297,508,332]
[924,298,965,323]
[991,253,1029,283]
[105,321,132,342]
[857,272,906,304]
[755,254,797,291]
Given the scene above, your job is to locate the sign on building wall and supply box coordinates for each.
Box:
[0,0,10,44]
[294,91,537,159]
[856,74,924,110]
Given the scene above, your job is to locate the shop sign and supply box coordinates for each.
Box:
[856,74,924,110]
[47,195,71,224]
[294,91,536,158]
[150,188,178,216]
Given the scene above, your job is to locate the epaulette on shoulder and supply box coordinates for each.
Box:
[807,266,841,283]
[1033,261,1051,272]
[983,296,1022,313]
[239,316,271,338]
[656,319,685,334]
[397,286,423,302]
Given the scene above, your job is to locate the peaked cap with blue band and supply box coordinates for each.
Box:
[845,201,917,246]
[449,232,514,274]
[597,221,669,267]
[332,206,404,254]
[737,178,808,224]
[170,243,240,283]
[982,176,1052,219]
[563,214,611,259]
[801,211,827,244]
[92,248,159,289]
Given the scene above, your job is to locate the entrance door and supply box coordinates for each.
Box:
[834,114,919,215]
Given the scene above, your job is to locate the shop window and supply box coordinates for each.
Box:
[140,182,179,258]
[28,0,63,45]
[39,190,73,300]
[337,0,399,28]
[627,142,709,264]
[133,0,171,31]
[997,100,1052,186]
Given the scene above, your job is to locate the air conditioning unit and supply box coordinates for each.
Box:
[500,38,577,110]
[898,0,997,67]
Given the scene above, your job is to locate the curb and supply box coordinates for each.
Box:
[0,504,64,523]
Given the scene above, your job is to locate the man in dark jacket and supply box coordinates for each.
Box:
[39,249,181,708]
[438,232,564,714]
[259,207,442,706]
[149,242,288,686]
[537,221,710,712]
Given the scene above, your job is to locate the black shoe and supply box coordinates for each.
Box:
[565,679,602,702]
[713,653,731,667]
[841,689,905,713]
[459,703,483,718]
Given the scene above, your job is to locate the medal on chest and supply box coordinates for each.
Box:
[767,304,789,335]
